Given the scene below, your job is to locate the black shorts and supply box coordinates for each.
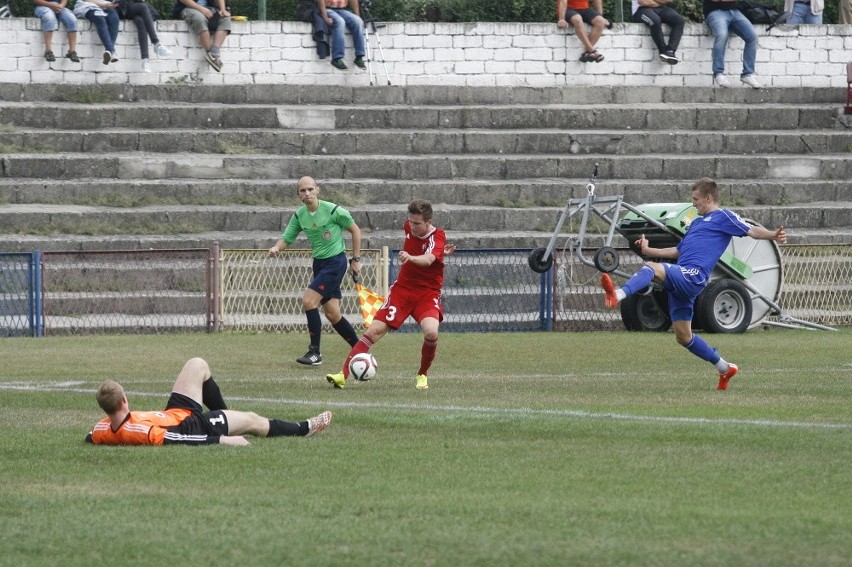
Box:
[165,392,229,437]
[310,252,347,304]
[565,7,601,24]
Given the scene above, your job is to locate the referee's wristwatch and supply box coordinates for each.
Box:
[349,256,361,264]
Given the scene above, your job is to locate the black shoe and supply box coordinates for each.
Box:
[354,55,366,70]
[331,58,347,70]
[659,50,679,65]
[296,350,322,366]
[205,50,222,72]
[44,50,56,62]
[66,50,80,63]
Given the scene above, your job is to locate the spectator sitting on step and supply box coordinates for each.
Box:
[841,0,852,24]
[72,0,120,66]
[703,0,761,89]
[33,0,79,63]
[116,0,171,73]
[174,0,230,72]
[317,0,366,71]
[632,0,684,65]
[556,0,610,63]
[783,0,823,24]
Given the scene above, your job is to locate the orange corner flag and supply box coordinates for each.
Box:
[355,283,384,328]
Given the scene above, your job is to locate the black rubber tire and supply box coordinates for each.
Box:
[696,278,753,334]
[619,292,672,332]
[528,247,553,273]
[593,246,620,273]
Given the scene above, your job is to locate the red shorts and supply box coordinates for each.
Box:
[373,285,443,330]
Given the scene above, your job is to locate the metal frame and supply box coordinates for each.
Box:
[534,164,835,332]
[360,0,391,86]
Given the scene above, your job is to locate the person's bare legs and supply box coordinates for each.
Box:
[587,15,607,50]
[212,30,228,50]
[170,357,211,405]
[67,31,77,52]
[222,410,270,436]
[42,31,54,53]
[570,15,594,53]
[197,30,213,51]
[322,296,341,324]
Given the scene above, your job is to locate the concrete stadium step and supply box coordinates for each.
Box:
[0,83,844,106]
[3,153,850,181]
[327,104,844,131]
[3,226,848,255]
[3,128,850,156]
[3,178,849,208]
[0,101,843,131]
[0,227,852,252]
[0,202,848,236]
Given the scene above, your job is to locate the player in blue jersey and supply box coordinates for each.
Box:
[601,177,787,390]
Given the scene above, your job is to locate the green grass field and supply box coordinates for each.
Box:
[1,330,850,567]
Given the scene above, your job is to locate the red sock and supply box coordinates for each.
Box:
[418,338,437,376]
[343,335,374,378]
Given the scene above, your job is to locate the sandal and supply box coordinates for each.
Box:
[579,51,595,63]
[591,51,605,63]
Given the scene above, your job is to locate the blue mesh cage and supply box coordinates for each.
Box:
[0,252,39,337]
[389,248,552,333]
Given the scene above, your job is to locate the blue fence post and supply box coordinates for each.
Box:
[539,267,553,331]
[32,250,42,337]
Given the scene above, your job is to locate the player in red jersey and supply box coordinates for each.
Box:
[86,357,332,446]
[326,199,456,390]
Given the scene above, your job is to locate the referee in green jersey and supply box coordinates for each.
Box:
[268,176,362,366]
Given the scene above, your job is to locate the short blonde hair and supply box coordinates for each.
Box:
[96,380,125,414]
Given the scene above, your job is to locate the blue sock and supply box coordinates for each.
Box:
[684,333,721,364]
[623,265,655,296]
[306,308,322,351]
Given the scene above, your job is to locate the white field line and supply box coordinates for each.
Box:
[1,382,850,431]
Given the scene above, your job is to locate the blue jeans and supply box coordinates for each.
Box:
[327,8,365,60]
[34,5,78,32]
[704,9,758,77]
[84,8,120,53]
[787,2,822,24]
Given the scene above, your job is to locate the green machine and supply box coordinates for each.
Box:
[528,165,831,333]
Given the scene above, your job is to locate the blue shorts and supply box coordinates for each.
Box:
[662,263,706,322]
[310,252,347,304]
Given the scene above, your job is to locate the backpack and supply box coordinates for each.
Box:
[295,0,315,23]
[735,0,782,24]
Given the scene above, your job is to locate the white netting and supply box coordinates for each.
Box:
[770,244,852,327]
[219,249,388,332]
[553,244,852,331]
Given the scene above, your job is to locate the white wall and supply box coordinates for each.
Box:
[1,17,850,87]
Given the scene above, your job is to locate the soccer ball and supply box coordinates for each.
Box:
[349,352,377,381]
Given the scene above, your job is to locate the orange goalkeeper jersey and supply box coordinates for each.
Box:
[88,408,218,446]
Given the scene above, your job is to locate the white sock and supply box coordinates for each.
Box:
[615,289,626,302]
[714,358,730,373]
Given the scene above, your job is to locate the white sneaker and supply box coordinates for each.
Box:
[141,59,151,73]
[102,51,111,65]
[153,44,171,57]
[110,52,119,63]
[306,411,332,436]
[741,74,762,89]
[713,74,731,87]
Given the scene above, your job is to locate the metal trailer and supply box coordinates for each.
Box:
[527,165,835,333]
